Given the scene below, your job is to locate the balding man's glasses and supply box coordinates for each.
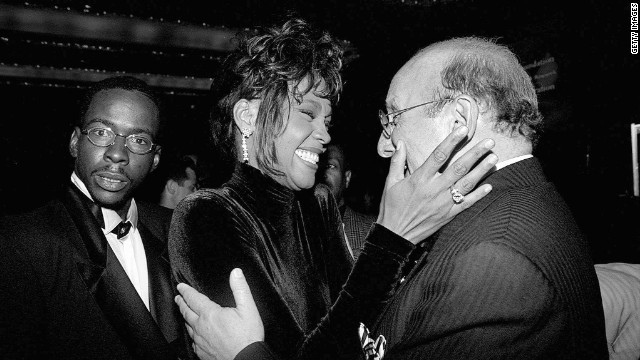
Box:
[81,127,157,155]
[379,98,452,138]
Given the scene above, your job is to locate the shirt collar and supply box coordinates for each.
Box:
[494,154,533,171]
[70,172,138,233]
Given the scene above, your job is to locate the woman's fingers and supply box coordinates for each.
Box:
[440,138,496,188]
[412,126,470,182]
[446,152,498,213]
[384,140,407,190]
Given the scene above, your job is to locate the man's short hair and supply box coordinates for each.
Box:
[418,37,543,145]
[77,76,164,142]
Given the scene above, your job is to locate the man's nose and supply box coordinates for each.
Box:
[103,136,130,164]
[377,133,396,158]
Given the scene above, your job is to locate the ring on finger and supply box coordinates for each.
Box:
[450,187,465,204]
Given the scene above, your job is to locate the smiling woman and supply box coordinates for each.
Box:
[167,17,358,359]
[167,17,418,360]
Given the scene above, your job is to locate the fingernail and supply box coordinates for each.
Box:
[485,185,492,193]
[233,268,244,278]
[484,139,495,149]
[456,126,468,136]
[487,154,498,164]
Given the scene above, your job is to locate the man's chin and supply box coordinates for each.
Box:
[91,191,130,212]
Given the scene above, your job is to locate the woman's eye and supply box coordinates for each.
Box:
[300,110,314,118]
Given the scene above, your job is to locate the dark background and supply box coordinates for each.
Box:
[1,0,639,263]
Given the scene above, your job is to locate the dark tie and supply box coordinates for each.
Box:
[111,221,132,240]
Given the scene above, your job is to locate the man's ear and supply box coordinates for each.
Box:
[151,146,161,172]
[345,169,352,189]
[69,127,81,158]
[233,99,260,132]
[453,95,479,139]
[165,179,177,195]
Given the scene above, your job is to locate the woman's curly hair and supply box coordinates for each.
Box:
[209,18,343,178]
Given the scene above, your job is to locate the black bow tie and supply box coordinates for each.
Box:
[111,221,132,240]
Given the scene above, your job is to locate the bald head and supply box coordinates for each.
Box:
[409,37,542,143]
[377,36,541,173]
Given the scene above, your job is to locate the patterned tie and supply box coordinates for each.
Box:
[359,323,386,360]
[111,221,132,240]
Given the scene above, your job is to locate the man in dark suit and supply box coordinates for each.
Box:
[370,36,608,359]
[319,142,376,259]
[0,76,189,359]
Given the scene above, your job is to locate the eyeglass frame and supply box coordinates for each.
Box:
[379,97,453,139]
[80,127,159,155]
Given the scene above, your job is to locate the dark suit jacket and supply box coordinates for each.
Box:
[342,205,376,260]
[372,158,608,359]
[0,185,189,360]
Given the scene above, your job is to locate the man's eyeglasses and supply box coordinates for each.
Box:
[379,98,452,138]
[81,127,157,155]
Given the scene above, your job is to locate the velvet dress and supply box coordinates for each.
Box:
[169,163,414,359]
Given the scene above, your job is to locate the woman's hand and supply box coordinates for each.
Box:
[377,125,498,244]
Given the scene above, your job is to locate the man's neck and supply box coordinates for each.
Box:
[113,203,131,221]
[454,131,532,167]
[159,193,174,210]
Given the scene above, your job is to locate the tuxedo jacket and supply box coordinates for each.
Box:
[372,158,609,359]
[0,185,189,360]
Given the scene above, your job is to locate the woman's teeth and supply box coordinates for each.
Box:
[295,149,319,165]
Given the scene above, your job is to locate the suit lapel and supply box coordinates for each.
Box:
[138,221,183,348]
[97,245,176,360]
[61,185,108,292]
[61,185,176,360]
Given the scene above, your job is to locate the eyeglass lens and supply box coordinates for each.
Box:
[85,128,153,154]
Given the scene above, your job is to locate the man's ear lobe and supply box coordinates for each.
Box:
[69,127,81,158]
[233,99,259,131]
[453,95,479,138]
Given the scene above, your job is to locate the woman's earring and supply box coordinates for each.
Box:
[241,128,253,163]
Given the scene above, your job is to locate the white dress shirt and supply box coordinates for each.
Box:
[71,173,150,310]
[495,154,533,171]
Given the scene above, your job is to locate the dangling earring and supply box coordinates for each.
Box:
[241,128,253,163]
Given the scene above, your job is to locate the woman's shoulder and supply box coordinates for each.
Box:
[170,186,255,246]
[173,186,246,222]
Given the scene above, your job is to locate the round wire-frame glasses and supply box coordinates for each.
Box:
[81,127,157,155]
[379,97,452,138]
